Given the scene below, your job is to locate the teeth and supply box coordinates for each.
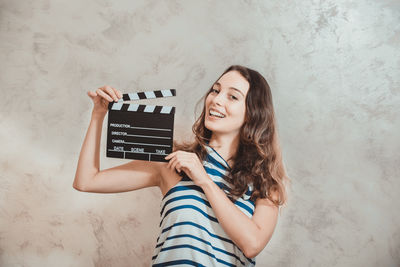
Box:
[209,110,225,118]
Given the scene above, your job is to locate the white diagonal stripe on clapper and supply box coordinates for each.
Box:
[127,104,139,111]
[111,102,123,110]
[128,93,139,100]
[161,89,173,97]
[144,91,156,99]
[160,106,172,114]
[144,105,156,113]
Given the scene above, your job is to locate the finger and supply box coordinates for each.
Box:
[87,91,97,98]
[165,152,177,160]
[176,160,190,174]
[110,86,122,101]
[103,86,119,102]
[175,162,182,173]
[170,158,180,172]
[179,160,191,173]
[113,88,123,100]
[96,88,113,102]
[167,158,172,169]
[167,156,177,169]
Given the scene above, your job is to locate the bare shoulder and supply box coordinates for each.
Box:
[253,191,279,228]
[254,190,280,211]
[158,163,183,196]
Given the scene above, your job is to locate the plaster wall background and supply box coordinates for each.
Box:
[0,0,399,266]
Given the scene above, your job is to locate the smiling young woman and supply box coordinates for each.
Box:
[73,65,290,266]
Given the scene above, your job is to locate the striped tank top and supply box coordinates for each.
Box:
[152,144,256,266]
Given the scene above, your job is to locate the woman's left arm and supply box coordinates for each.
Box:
[165,151,279,259]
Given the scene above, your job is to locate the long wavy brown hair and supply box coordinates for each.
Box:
[175,65,289,207]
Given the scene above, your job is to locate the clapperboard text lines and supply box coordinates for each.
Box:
[106,89,176,162]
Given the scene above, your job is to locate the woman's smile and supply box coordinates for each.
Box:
[208,108,226,119]
[204,70,249,135]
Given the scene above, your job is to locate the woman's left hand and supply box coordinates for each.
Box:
[165,151,210,186]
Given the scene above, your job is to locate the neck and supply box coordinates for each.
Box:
[208,132,240,164]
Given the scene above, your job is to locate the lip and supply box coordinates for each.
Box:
[209,108,226,117]
[207,113,222,120]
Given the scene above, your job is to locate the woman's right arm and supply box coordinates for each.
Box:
[73,86,163,193]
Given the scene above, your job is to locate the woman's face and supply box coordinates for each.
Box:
[204,70,250,137]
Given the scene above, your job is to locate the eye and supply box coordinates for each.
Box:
[230,95,238,100]
[210,88,219,94]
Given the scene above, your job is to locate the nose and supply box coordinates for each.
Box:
[211,91,224,106]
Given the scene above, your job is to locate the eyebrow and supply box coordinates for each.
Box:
[214,82,245,96]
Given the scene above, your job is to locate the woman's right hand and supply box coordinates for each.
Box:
[87,85,123,117]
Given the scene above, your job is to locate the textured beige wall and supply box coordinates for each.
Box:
[1,0,399,266]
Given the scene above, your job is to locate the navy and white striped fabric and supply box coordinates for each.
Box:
[152,144,256,266]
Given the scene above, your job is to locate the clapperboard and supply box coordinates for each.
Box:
[106,89,176,162]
